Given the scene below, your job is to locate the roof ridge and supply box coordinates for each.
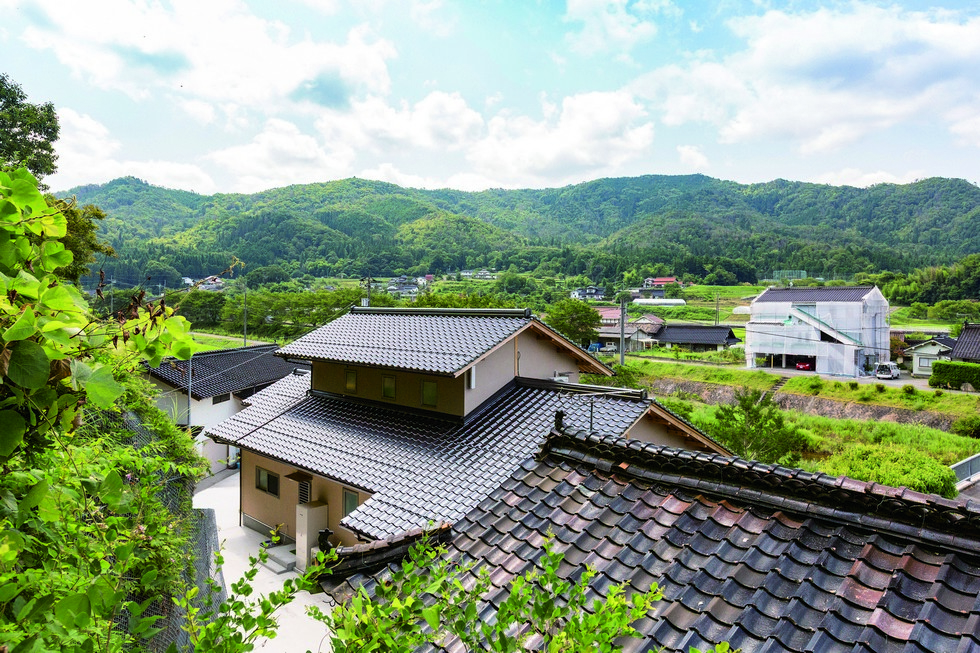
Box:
[543,431,980,555]
[350,307,532,318]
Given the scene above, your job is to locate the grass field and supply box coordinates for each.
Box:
[781,376,979,419]
[614,359,779,390]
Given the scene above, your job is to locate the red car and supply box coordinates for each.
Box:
[795,361,813,370]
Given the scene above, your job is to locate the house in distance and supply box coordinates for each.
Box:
[745,286,889,376]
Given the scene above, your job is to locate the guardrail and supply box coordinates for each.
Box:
[952,452,980,482]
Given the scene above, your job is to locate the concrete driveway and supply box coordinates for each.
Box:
[193,471,334,653]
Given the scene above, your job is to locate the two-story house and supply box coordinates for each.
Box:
[204,307,727,570]
[745,286,889,376]
[146,344,307,475]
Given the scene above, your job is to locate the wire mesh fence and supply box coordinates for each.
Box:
[81,409,227,651]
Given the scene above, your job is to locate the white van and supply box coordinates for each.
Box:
[874,362,901,380]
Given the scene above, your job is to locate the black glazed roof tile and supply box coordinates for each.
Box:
[355,432,980,653]
[206,375,648,539]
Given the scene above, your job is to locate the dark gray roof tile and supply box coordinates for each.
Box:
[277,308,534,374]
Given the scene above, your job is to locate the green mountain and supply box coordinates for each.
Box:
[60,174,980,288]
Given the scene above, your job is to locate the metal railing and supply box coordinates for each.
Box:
[952,452,980,482]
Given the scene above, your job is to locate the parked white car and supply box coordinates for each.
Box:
[874,362,901,380]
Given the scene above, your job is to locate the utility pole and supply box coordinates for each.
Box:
[362,276,372,307]
[619,296,626,366]
[715,293,719,326]
[243,280,248,347]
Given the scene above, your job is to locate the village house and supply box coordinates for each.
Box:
[904,336,957,377]
[569,285,605,301]
[204,307,728,571]
[145,344,306,475]
[654,324,741,352]
[331,430,980,653]
[950,323,980,364]
[745,286,889,377]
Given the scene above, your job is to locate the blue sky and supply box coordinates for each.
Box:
[3,0,980,194]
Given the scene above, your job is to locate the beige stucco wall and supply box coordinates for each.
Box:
[514,332,582,382]
[625,414,696,449]
[240,451,371,547]
[312,361,466,417]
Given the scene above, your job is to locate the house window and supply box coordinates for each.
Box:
[343,489,358,517]
[345,369,357,393]
[256,467,279,497]
[382,375,396,399]
[212,393,231,404]
[421,380,437,407]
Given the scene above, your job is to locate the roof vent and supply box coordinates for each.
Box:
[293,368,310,375]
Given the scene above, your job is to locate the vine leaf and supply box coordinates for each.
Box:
[0,409,27,457]
[84,365,125,410]
[6,340,50,390]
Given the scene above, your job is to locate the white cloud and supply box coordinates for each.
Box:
[632,4,980,153]
[48,108,215,192]
[677,145,708,170]
[564,0,658,55]
[206,118,351,192]
[178,99,216,124]
[315,91,484,151]
[813,168,924,188]
[19,1,397,120]
[468,90,654,184]
[410,0,456,37]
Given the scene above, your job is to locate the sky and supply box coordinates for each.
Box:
[3,0,980,195]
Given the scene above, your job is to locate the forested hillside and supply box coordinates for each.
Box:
[61,174,980,288]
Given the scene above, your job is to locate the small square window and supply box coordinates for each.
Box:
[345,369,357,393]
[212,393,231,404]
[382,375,396,399]
[343,489,358,517]
[256,467,279,497]
[422,380,437,407]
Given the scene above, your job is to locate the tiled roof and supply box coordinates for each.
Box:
[204,375,654,539]
[951,324,980,362]
[144,344,306,400]
[276,307,534,375]
[903,336,956,353]
[656,325,740,346]
[381,432,980,653]
[754,286,877,303]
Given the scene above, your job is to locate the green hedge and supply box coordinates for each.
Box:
[929,360,980,389]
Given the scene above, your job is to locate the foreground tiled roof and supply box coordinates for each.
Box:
[145,344,306,400]
[370,432,980,653]
[951,324,980,362]
[204,375,653,539]
[656,325,740,346]
[754,286,877,303]
[276,307,535,375]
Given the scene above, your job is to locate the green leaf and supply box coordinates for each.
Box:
[39,284,77,311]
[54,592,91,628]
[84,365,125,409]
[5,340,50,390]
[11,269,40,299]
[39,240,73,271]
[18,479,48,513]
[0,410,26,458]
[2,308,36,342]
[99,470,124,506]
[422,605,440,631]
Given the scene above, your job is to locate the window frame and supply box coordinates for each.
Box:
[212,392,231,404]
[255,467,280,498]
[382,374,396,399]
[421,380,437,407]
[343,488,359,517]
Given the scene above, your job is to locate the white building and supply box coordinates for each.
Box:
[745,286,890,377]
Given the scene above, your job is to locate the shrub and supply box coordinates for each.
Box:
[934,389,944,397]
[858,390,874,402]
[821,444,957,497]
[832,381,844,390]
[808,378,824,395]
[902,384,917,395]
[848,381,859,391]
[929,360,980,390]
[952,415,980,439]
[875,383,886,393]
